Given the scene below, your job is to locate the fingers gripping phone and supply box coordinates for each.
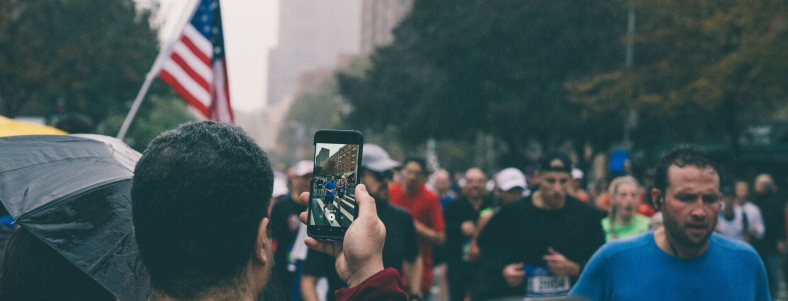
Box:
[307,130,363,240]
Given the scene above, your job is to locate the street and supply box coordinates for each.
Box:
[310,193,356,228]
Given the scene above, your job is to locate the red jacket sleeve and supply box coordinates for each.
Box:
[335,268,408,301]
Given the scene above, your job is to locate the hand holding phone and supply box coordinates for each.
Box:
[307,130,363,240]
[298,185,385,287]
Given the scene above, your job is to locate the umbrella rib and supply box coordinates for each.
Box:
[15,178,129,220]
[88,231,134,274]
[0,156,123,173]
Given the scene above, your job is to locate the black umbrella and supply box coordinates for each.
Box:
[0,134,149,301]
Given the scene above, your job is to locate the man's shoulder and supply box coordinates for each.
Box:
[490,198,529,220]
[710,233,760,258]
[271,197,297,213]
[386,204,414,221]
[444,196,466,210]
[565,196,603,218]
[595,232,655,259]
[743,202,763,213]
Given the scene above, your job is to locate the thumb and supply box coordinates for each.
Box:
[355,184,378,219]
[548,247,557,254]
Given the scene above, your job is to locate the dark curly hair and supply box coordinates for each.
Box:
[132,121,274,299]
[653,146,718,209]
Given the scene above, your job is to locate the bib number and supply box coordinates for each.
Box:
[524,266,570,297]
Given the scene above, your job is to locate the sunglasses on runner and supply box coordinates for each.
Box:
[371,169,395,181]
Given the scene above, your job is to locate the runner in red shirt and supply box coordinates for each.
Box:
[389,155,446,296]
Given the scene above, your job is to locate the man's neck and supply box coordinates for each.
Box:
[654,227,709,259]
[466,196,483,211]
[290,191,302,202]
[532,191,566,210]
[403,183,419,194]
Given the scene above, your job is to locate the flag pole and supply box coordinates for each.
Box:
[117,0,200,140]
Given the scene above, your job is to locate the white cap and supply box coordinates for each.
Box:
[272,177,289,198]
[361,144,400,172]
[293,160,313,177]
[571,167,584,180]
[496,167,527,191]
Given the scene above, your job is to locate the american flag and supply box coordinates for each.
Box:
[159,0,233,123]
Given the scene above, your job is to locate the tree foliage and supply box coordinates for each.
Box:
[102,94,196,151]
[338,0,626,165]
[0,0,161,124]
[568,0,788,153]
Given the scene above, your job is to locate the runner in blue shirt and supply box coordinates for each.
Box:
[323,176,336,212]
[570,147,771,301]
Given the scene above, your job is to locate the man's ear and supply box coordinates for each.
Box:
[255,217,270,265]
[651,188,662,211]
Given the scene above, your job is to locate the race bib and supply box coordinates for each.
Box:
[524,266,571,297]
[461,238,472,262]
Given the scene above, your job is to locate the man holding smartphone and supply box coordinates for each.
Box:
[302,144,424,300]
[132,122,407,301]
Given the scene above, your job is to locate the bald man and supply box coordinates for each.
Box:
[443,168,493,301]
[432,169,457,208]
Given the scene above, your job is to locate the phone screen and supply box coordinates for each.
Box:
[308,142,360,229]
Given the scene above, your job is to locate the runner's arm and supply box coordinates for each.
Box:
[404,256,423,295]
[568,245,610,300]
[414,220,445,245]
[300,274,320,301]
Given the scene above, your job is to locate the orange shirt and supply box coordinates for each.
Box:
[389,182,446,293]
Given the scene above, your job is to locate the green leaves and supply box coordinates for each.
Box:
[0,0,160,125]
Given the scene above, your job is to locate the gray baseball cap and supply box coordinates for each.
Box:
[361,144,400,172]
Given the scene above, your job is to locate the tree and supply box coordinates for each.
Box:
[102,94,196,151]
[277,58,371,164]
[568,0,788,163]
[322,159,338,176]
[0,0,161,125]
[338,0,626,167]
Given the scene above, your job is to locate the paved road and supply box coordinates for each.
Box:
[310,194,356,228]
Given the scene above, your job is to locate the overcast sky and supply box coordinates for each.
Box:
[156,0,279,112]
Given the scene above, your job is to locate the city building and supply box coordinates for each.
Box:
[266,0,360,106]
[360,0,413,54]
[316,148,330,166]
[321,144,359,176]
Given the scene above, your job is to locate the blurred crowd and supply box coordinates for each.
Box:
[0,122,777,301]
[269,142,783,301]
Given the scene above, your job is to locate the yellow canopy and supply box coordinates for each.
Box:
[0,116,67,137]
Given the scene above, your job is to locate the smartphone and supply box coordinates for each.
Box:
[307,130,363,240]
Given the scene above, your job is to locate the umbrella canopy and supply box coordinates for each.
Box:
[0,115,67,136]
[0,134,149,301]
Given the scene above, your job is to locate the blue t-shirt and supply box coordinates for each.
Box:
[324,181,336,197]
[569,231,770,301]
